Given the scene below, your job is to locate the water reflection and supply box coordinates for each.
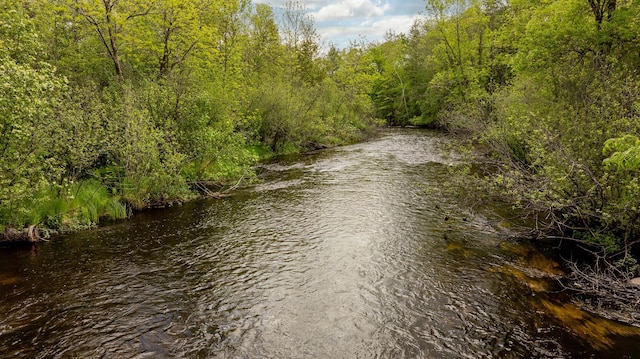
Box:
[1,129,639,358]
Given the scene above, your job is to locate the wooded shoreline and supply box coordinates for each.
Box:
[1,0,639,321]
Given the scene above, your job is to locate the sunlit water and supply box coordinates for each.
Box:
[1,129,639,358]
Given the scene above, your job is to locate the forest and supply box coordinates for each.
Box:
[392,0,640,277]
[0,0,383,235]
[2,0,640,277]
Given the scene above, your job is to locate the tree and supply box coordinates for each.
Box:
[71,0,154,82]
[0,2,69,225]
[588,0,617,25]
[245,3,282,76]
[281,0,322,84]
[370,34,414,125]
[154,0,204,78]
[0,0,383,232]
[471,0,640,266]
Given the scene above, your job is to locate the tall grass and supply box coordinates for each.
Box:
[119,174,195,209]
[23,180,129,231]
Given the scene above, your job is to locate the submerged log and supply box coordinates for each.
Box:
[1,226,41,245]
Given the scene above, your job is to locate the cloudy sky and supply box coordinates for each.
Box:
[253,0,426,48]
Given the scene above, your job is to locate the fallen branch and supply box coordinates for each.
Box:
[192,181,232,199]
[222,174,245,193]
[559,260,640,327]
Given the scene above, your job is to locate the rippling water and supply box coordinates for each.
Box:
[1,129,639,358]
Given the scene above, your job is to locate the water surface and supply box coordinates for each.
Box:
[1,129,639,358]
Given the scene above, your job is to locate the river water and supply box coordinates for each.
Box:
[1,128,640,358]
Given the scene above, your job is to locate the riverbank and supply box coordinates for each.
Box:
[554,242,640,328]
[441,132,640,329]
[2,128,639,358]
[0,128,383,247]
[496,225,640,329]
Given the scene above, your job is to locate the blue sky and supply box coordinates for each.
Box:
[253,0,426,48]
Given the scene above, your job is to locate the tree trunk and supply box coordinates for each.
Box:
[588,0,617,26]
[104,0,124,83]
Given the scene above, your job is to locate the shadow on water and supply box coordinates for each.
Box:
[1,128,640,358]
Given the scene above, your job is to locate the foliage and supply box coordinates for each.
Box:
[603,135,640,171]
[362,0,640,270]
[7,179,128,232]
[0,0,382,232]
[477,0,640,268]
[0,2,69,227]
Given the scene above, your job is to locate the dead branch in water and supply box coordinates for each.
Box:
[559,259,640,326]
[223,174,245,193]
[191,174,246,199]
[192,181,231,199]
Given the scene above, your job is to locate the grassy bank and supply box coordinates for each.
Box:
[0,128,378,242]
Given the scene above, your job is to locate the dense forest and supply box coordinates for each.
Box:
[2,0,640,276]
[388,0,640,275]
[0,0,383,235]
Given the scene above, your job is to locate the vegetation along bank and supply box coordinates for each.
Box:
[390,0,640,318]
[0,0,386,241]
[1,0,639,318]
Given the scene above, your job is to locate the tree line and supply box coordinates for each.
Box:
[368,0,640,273]
[0,0,383,234]
[2,0,639,275]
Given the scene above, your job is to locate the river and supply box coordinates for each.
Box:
[1,128,639,358]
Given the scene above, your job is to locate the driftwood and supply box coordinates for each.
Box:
[192,175,245,199]
[560,260,640,327]
[1,225,42,245]
[192,181,231,199]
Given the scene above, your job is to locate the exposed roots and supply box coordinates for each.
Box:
[1,225,43,245]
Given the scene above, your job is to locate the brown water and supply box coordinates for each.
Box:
[1,128,639,358]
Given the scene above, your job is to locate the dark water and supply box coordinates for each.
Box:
[1,129,640,358]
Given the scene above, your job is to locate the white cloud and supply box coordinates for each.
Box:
[313,0,391,22]
[365,14,420,34]
[253,0,424,48]
[319,14,420,45]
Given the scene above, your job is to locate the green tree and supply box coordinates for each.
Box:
[370,33,414,125]
[281,0,322,84]
[71,0,155,82]
[245,3,282,76]
[474,0,640,265]
[0,2,85,225]
[0,0,384,233]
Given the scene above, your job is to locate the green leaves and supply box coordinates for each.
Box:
[0,1,42,63]
[0,57,67,225]
[0,0,385,231]
[603,135,640,171]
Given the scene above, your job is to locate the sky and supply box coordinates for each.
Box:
[253,0,426,49]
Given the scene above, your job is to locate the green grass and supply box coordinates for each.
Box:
[13,180,130,232]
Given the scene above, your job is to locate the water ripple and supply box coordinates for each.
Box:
[0,129,638,358]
